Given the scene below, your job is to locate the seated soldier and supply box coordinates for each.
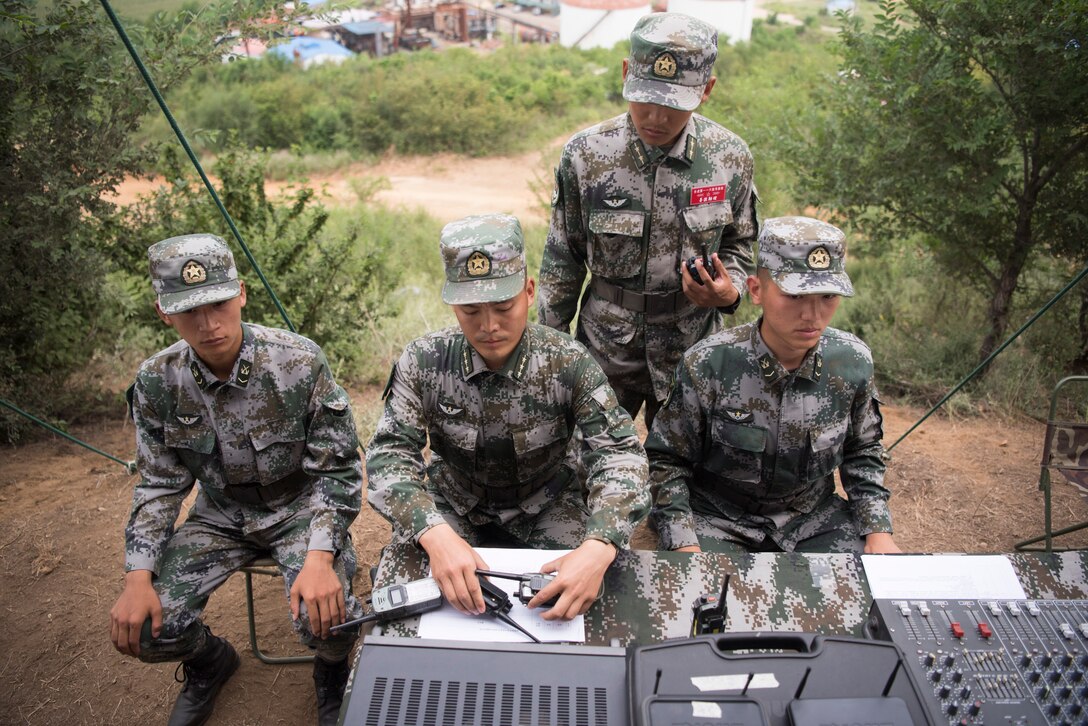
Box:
[367,213,649,621]
[109,234,364,726]
[647,217,902,555]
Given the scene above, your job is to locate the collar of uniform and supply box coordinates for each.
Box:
[625,114,663,172]
[749,320,787,386]
[185,323,255,390]
[672,120,698,168]
[750,319,824,385]
[459,328,532,382]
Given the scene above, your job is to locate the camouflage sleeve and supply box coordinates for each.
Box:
[644,359,704,550]
[303,353,363,554]
[124,372,196,574]
[538,147,587,334]
[572,360,650,549]
[718,155,758,305]
[365,353,444,540]
[840,370,893,536]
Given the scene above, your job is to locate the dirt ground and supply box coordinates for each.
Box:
[107,143,562,226]
[2,395,1087,725]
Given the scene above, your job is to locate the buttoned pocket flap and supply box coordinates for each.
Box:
[682,202,733,233]
[164,420,216,455]
[249,418,306,452]
[712,420,767,453]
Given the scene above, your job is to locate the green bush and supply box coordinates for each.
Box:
[114,144,403,380]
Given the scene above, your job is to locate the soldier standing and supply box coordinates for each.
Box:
[109,234,364,726]
[367,213,649,621]
[647,217,901,554]
[538,12,758,430]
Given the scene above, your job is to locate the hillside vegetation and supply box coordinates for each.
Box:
[2,0,1085,440]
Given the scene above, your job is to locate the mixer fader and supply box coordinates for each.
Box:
[868,599,1088,725]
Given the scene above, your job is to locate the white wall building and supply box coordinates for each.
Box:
[668,0,754,43]
[559,0,650,50]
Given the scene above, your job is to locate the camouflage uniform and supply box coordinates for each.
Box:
[367,214,649,551]
[647,217,891,555]
[126,236,363,663]
[539,13,757,423]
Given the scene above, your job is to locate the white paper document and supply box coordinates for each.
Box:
[862,554,1027,600]
[417,547,587,643]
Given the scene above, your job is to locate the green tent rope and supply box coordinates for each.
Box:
[97,0,296,333]
[888,260,1088,452]
[1,398,136,474]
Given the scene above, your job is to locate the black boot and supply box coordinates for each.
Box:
[313,656,351,726]
[167,632,241,726]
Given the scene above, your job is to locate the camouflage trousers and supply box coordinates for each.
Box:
[138,507,362,663]
[391,483,591,550]
[613,385,663,433]
[691,493,866,555]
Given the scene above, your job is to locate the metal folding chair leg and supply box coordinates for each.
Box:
[241,557,315,665]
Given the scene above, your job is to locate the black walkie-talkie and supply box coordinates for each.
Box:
[691,574,730,636]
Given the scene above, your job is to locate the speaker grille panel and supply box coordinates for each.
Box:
[361,676,612,725]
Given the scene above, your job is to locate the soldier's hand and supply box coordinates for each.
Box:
[680,254,740,309]
[419,523,487,615]
[110,570,162,657]
[533,538,616,621]
[291,550,345,640]
[863,532,902,554]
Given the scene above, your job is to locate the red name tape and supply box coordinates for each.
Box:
[690,185,727,205]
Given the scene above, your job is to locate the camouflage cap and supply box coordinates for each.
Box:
[440,213,527,305]
[148,233,242,314]
[757,216,854,297]
[623,13,717,112]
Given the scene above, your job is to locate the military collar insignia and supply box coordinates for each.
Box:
[807,246,832,270]
[652,51,678,79]
[236,359,252,387]
[757,354,778,383]
[603,197,628,209]
[512,346,529,381]
[438,401,463,417]
[460,341,474,378]
[181,259,207,285]
[466,250,491,278]
[189,361,206,387]
[176,413,202,426]
[812,352,823,382]
[684,134,696,165]
[724,408,752,424]
[628,139,649,170]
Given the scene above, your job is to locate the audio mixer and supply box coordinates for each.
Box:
[868,599,1088,725]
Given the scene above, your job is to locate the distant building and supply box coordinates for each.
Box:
[334,20,397,57]
[266,37,356,67]
[559,0,650,49]
[668,0,753,44]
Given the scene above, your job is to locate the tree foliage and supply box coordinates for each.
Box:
[792,0,1088,367]
[0,0,311,435]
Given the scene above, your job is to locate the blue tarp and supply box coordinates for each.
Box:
[266,36,355,62]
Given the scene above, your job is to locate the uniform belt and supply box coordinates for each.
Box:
[223,470,310,506]
[464,478,543,508]
[591,278,687,314]
[713,481,818,517]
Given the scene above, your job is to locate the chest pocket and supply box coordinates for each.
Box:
[704,416,766,484]
[681,203,733,262]
[429,419,478,476]
[588,209,646,279]
[164,419,216,475]
[249,418,306,485]
[512,415,571,483]
[806,418,848,481]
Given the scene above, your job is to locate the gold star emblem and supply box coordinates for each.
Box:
[466,251,491,278]
[181,260,207,285]
[807,246,832,270]
[653,52,678,79]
